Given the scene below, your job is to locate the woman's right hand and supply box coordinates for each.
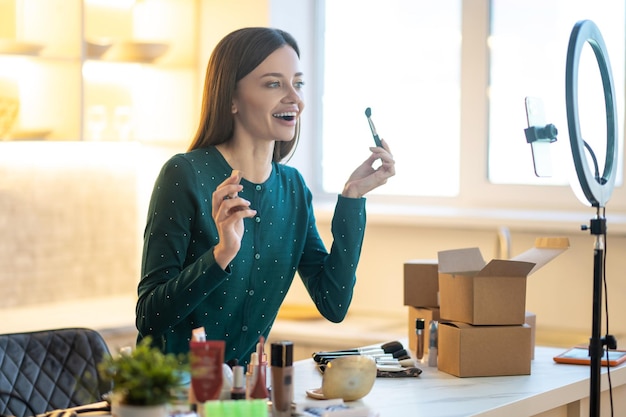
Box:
[212,170,257,269]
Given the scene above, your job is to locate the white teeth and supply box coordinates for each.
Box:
[273,112,297,117]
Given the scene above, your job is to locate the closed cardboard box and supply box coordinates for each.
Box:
[403,259,438,307]
[407,306,440,355]
[438,321,532,377]
[526,311,536,360]
[438,237,568,325]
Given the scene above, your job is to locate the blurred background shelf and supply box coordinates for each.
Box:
[0,0,198,145]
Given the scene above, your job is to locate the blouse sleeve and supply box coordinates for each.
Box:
[135,155,228,337]
[297,194,366,322]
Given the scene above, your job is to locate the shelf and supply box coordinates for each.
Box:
[0,0,198,144]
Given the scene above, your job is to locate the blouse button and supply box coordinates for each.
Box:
[255,185,262,191]
[255,217,261,223]
[242,325,248,332]
[249,290,255,296]
[254,253,261,260]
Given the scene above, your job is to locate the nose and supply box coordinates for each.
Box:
[283,84,303,105]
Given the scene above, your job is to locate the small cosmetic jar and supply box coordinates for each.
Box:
[321,355,377,401]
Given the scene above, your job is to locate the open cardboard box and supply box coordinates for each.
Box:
[438,237,569,325]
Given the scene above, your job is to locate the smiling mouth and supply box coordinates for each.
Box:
[273,112,297,121]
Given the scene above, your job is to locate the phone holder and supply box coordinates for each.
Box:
[524,123,558,144]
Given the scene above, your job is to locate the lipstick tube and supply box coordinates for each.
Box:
[271,341,294,417]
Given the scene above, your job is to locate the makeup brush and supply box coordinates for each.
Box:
[364,107,383,147]
[313,347,384,356]
[313,351,391,363]
[381,340,404,354]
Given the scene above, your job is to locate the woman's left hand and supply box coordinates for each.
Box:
[341,138,395,198]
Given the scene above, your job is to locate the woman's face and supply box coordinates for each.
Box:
[232,45,305,143]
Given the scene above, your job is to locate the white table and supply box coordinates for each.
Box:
[291,345,626,417]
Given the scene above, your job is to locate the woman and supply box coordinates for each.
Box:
[136,27,395,364]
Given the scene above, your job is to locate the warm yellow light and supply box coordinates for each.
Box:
[0,141,140,167]
[85,0,136,9]
[82,61,142,85]
[0,56,37,80]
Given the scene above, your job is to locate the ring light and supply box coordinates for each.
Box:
[565,19,618,208]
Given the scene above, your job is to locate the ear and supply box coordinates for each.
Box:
[231,102,237,114]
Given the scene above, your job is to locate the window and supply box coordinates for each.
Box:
[320,0,462,197]
[489,0,625,190]
[271,0,626,215]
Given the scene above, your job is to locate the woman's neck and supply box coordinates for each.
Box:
[216,141,274,184]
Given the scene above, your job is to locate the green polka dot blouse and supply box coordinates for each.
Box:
[136,147,366,364]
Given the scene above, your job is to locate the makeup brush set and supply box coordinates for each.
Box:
[312,341,422,377]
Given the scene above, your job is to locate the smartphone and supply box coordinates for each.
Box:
[524,97,556,177]
[364,107,383,147]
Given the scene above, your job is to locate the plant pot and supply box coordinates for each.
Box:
[111,402,169,417]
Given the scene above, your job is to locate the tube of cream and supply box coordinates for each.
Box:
[270,341,293,417]
[189,339,225,402]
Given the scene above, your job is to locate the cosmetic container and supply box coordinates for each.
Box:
[230,365,246,400]
[415,318,425,360]
[189,340,225,402]
[250,338,269,399]
[246,352,258,399]
[428,320,438,367]
[270,341,294,417]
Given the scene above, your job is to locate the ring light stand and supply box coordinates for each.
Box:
[565,20,618,417]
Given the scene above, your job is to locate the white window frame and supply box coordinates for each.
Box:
[271,0,626,233]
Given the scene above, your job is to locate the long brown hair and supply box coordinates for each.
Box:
[188,27,301,162]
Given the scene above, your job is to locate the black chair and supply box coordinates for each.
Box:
[0,328,112,417]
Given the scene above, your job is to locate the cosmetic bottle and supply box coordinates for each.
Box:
[415,318,425,361]
[428,320,438,367]
[270,341,294,417]
[246,352,258,399]
[249,337,269,399]
[230,365,246,400]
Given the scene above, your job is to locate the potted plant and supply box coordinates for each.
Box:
[98,337,187,417]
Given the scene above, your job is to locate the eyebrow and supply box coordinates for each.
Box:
[261,72,304,78]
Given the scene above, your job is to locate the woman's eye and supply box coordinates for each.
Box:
[294,80,305,89]
[267,81,280,88]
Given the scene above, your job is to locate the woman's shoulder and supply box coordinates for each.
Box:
[168,147,219,163]
[156,147,229,184]
[161,147,225,170]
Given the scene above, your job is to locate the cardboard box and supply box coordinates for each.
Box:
[526,311,536,360]
[403,259,438,307]
[438,237,568,325]
[407,306,440,355]
[438,321,532,377]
